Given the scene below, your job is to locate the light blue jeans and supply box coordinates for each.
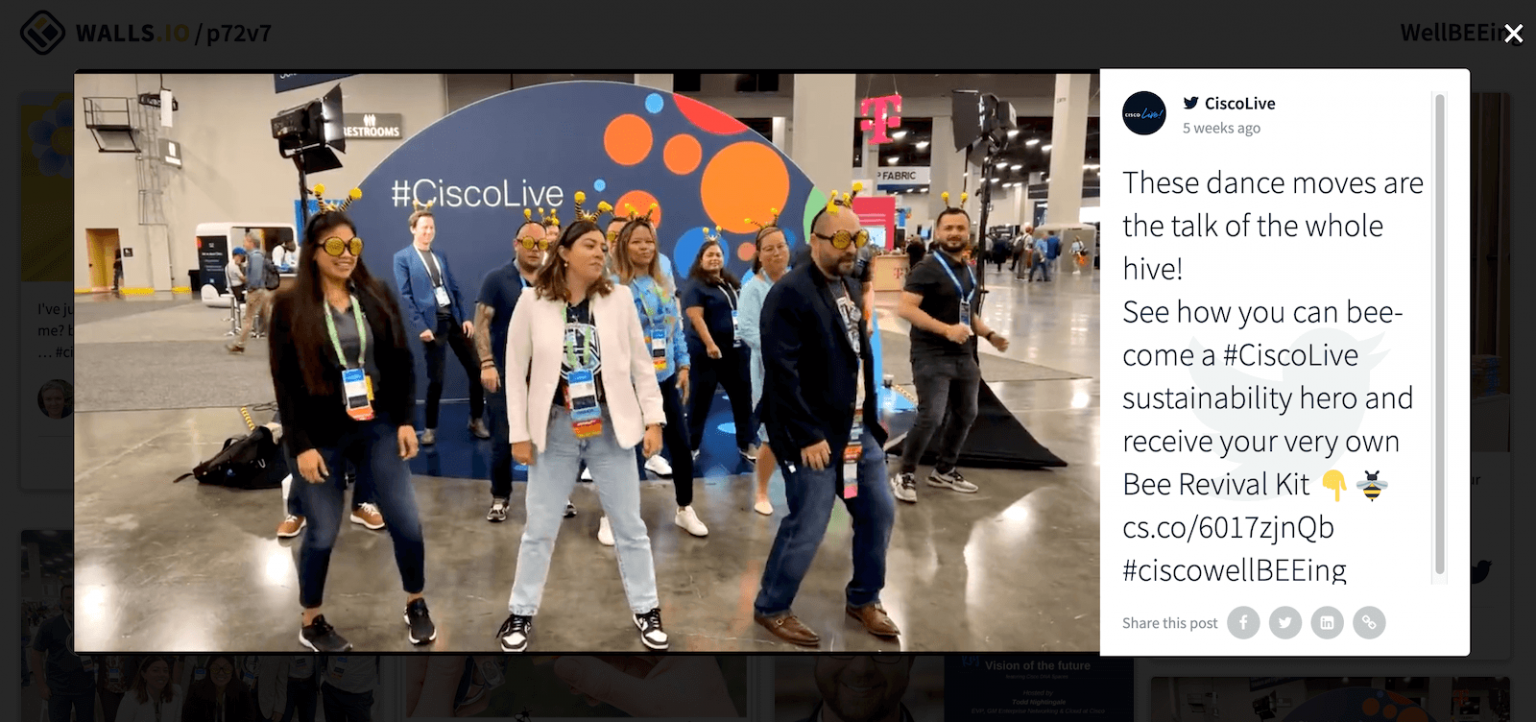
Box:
[508,405,660,616]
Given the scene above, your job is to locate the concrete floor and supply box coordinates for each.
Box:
[72,265,1101,653]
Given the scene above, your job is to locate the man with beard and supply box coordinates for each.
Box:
[795,656,919,722]
[754,189,896,647]
[476,211,565,522]
[30,584,96,722]
[892,203,1009,503]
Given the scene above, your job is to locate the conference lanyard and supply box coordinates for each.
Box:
[324,297,375,421]
[323,297,368,369]
[637,280,670,370]
[561,300,604,438]
[937,255,976,326]
[719,283,742,346]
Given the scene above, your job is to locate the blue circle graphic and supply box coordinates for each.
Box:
[645,94,665,114]
[593,179,606,192]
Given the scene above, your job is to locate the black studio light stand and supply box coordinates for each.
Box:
[950,91,1017,313]
[272,84,346,224]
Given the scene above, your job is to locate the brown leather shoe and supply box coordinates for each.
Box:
[755,612,820,647]
[847,604,900,637]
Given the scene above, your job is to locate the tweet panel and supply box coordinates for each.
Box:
[1100,69,1470,656]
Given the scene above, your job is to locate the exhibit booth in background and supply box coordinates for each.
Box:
[342,81,895,477]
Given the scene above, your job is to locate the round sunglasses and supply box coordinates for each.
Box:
[518,236,550,251]
[323,237,364,257]
[813,229,870,250]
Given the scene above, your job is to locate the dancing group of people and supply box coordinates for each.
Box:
[263,181,1004,653]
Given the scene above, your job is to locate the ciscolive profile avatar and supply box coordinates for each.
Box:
[1122,91,1168,135]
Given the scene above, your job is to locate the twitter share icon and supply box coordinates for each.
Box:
[1269,606,1302,639]
[1184,96,1199,109]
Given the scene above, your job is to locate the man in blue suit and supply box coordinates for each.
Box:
[393,204,488,445]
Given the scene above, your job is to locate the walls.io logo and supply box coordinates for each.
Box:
[21,10,65,55]
[1122,91,1167,135]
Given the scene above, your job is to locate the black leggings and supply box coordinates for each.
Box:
[687,344,754,452]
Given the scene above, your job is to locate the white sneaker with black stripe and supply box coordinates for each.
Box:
[497,614,533,652]
[890,473,918,503]
[633,608,669,650]
[927,468,979,493]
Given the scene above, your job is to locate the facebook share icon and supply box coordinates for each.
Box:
[1227,606,1260,639]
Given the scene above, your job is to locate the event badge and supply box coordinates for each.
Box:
[243,668,256,687]
[292,656,313,677]
[107,664,121,685]
[342,368,375,421]
[567,369,603,439]
[959,301,971,327]
[329,656,348,680]
[477,657,506,688]
[842,408,862,499]
[81,655,96,673]
[433,285,451,308]
[194,666,206,681]
[731,310,742,346]
[650,328,667,371]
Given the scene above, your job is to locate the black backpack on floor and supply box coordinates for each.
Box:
[173,426,288,489]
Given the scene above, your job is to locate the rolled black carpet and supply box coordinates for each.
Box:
[887,380,1068,469]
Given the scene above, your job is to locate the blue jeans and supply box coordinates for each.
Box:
[510,405,660,616]
[294,420,426,609]
[1030,255,1050,281]
[755,428,894,616]
[287,460,372,517]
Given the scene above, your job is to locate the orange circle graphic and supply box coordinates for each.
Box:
[604,114,653,166]
[1396,709,1428,722]
[614,190,663,229]
[664,134,703,175]
[700,142,789,235]
[1362,699,1380,715]
[1382,705,1397,719]
[737,242,755,262]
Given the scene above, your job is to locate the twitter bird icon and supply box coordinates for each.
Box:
[1184,97,1199,109]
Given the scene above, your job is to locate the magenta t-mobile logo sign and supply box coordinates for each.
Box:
[860,94,903,144]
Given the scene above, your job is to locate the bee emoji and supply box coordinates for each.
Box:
[1356,470,1388,501]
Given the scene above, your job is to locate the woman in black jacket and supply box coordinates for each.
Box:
[181,656,259,722]
[268,199,434,653]
[682,236,756,463]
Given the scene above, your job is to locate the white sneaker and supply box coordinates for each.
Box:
[675,506,708,537]
[580,467,593,481]
[645,454,673,478]
[927,468,979,494]
[597,516,615,546]
[890,473,918,503]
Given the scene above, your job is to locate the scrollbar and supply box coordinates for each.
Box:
[1432,91,1446,585]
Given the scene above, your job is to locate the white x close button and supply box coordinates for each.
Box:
[1504,24,1523,44]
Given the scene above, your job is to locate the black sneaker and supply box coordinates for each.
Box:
[634,608,669,650]
[487,498,509,523]
[299,615,352,653]
[564,503,577,518]
[404,598,437,645]
[498,614,533,652]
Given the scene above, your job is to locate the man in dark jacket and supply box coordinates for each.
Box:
[754,198,897,647]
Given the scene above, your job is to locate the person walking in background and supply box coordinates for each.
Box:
[257,655,318,722]
[893,200,1009,503]
[497,198,669,652]
[393,199,488,446]
[475,209,550,524]
[738,212,791,516]
[611,208,704,541]
[682,231,757,464]
[753,189,897,647]
[1046,231,1062,279]
[1029,232,1050,282]
[229,232,274,353]
[268,191,435,652]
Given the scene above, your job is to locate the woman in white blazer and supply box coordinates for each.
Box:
[115,656,184,722]
[498,204,669,653]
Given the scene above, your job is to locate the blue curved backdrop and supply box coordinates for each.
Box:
[336,81,887,478]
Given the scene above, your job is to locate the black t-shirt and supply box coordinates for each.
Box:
[477,262,530,372]
[903,251,978,358]
[683,279,740,350]
[327,301,382,392]
[31,614,93,695]
[552,298,604,407]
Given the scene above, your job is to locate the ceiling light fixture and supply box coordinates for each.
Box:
[1025,138,1040,146]
[1043,144,1052,152]
[915,140,930,149]
[891,130,908,139]
[1010,164,1021,170]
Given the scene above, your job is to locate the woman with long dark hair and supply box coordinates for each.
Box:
[737,218,792,515]
[682,235,756,462]
[268,190,435,652]
[181,656,257,722]
[611,215,705,538]
[115,656,183,722]
[498,198,670,652]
